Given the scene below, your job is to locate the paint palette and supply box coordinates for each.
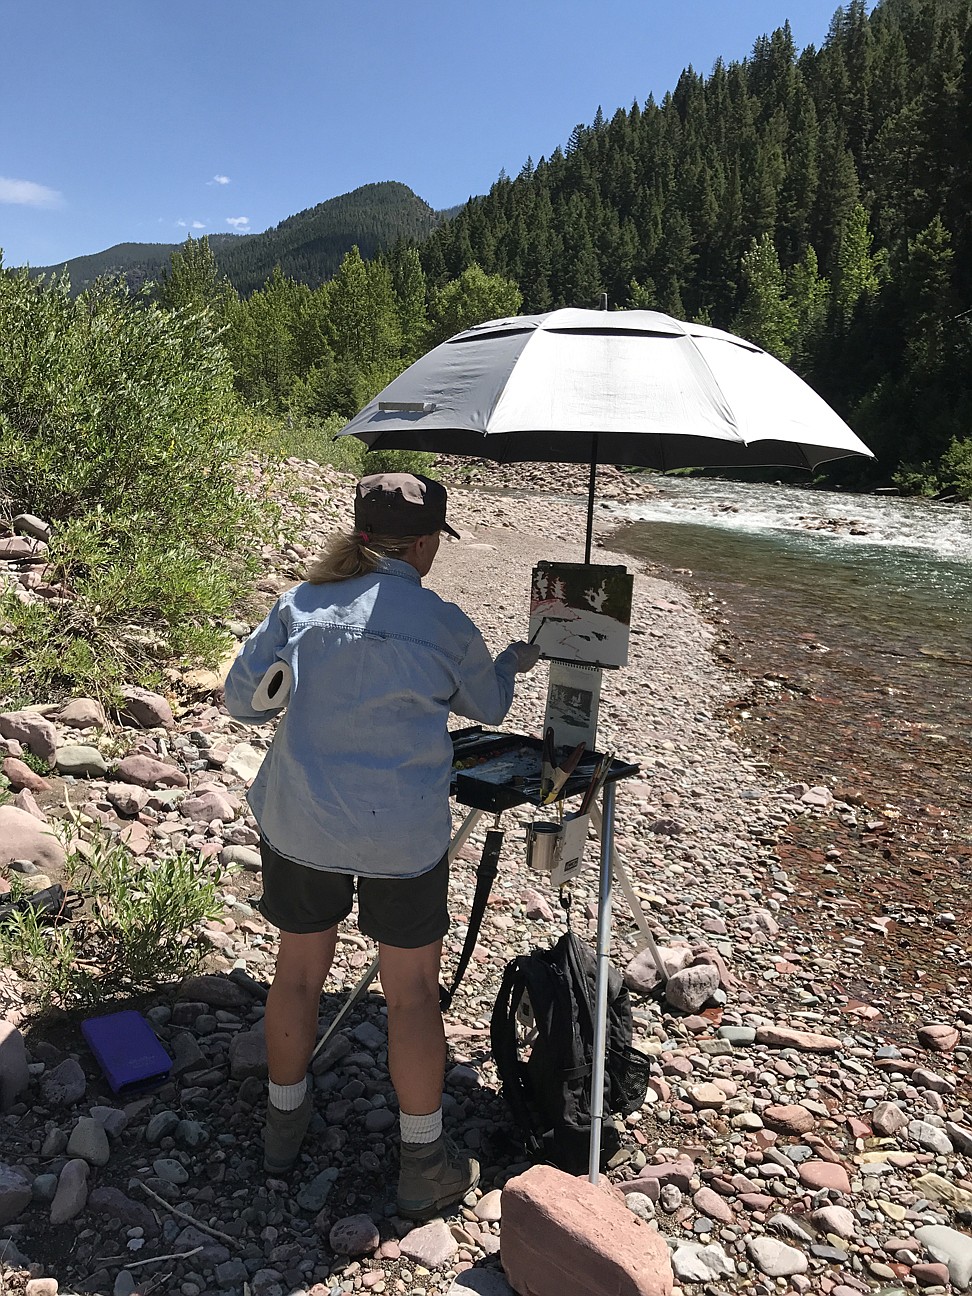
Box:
[450,727,637,812]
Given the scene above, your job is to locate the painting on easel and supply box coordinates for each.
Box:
[528,562,634,669]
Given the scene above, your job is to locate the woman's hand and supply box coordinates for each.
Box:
[506,641,542,673]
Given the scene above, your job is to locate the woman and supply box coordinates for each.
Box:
[223,472,539,1219]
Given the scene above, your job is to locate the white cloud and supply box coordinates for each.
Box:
[192,221,206,229]
[212,174,230,185]
[0,176,63,208]
[176,219,187,227]
[226,215,249,230]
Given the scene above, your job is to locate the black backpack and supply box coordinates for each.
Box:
[490,929,650,1173]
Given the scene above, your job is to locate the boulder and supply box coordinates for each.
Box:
[918,1023,960,1052]
[501,1163,673,1296]
[118,687,174,729]
[181,788,238,824]
[0,710,56,765]
[328,1213,380,1256]
[0,805,66,871]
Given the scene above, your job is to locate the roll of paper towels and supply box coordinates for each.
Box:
[251,661,293,711]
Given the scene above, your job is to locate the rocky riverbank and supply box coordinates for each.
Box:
[1,458,971,1296]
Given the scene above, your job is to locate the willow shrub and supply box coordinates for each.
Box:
[0,264,260,702]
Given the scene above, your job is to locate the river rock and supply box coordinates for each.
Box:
[747,1235,809,1277]
[57,698,106,730]
[41,1058,87,1107]
[755,1025,842,1051]
[222,742,265,782]
[1,756,50,792]
[328,1213,380,1256]
[763,1103,815,1135]
[673,1242,735,1282]
[106,782,151,815]
[664,964,720,1013]
[118,686,174,728]
[0,1021,30,1111]
[871,1100,908,1136]
[0,710,56,764]
[67,1115,110,1166]
[229,1030,267,1080]
[181,788,238,824]
[0,805,66,871]
[813,1205,857,1238]
[915,1225,972,1290]
[917,1023,960,1051]
[55,743,108,777]
[50,1158,89,1224]
[0,1163,32,1225]
[177,974,247,1009]
[115,754,188,789]
[909,1119,954,1155]
[798,1161,851,1194]
[400,1218,459,1268]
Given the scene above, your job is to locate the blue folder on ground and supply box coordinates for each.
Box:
[81,1010,172,1095]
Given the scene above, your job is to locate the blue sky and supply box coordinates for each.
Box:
[2,1,851,268]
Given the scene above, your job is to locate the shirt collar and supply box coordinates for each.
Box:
[376,556,422,586]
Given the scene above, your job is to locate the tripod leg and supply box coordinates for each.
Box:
[591,802,668,983]
[311,808,485,1061]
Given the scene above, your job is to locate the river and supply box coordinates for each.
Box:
[605,476,972,1003]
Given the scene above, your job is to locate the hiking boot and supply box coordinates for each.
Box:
[263,1092,313,1173]
[397,1133,480,1220]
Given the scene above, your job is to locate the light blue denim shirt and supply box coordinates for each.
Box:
[223,558,518,878]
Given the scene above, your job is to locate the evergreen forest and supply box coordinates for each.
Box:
[416,0,972,496]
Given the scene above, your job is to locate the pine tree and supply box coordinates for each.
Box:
[733,235,797,360]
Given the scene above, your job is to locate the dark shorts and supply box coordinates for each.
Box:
[257,838,450,949]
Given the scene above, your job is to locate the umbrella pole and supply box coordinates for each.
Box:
[584,433,599,564]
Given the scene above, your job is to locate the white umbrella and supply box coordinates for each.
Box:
[338,307,874,559]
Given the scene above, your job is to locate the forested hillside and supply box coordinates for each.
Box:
[418,0,972,494]
[217,181,439,295]
[29,234,243,296]
[29,182,440,298]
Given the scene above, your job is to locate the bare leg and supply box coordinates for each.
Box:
[265,927,338,1084]
[379,940,445,1115]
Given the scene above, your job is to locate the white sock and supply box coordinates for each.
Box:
[400,1107,443,1144]
[268,1077,307,1111]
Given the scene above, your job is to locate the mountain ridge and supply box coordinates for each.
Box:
[26,181,453,296]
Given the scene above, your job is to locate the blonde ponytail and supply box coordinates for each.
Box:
[306,531,424,584]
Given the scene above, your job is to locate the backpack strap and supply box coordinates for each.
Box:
[440,828,503,1012]
[490,957,543,1155]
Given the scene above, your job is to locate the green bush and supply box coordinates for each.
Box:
[0,263,262,701]
[241,410,435,479]
[0,831,223,1010]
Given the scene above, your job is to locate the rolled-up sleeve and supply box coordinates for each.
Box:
[223,604,289,725]
[450,631,518,725]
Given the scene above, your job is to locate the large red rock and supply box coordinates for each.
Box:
[917,1023,959,1052]
[501,1164,673,1296]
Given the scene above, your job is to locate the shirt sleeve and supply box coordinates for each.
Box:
[222,603,290,726]
[450,629,518,725]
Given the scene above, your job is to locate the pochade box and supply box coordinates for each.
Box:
[81,1010,173,1095]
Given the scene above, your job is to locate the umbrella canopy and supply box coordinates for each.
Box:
[338,308,873,470]
[338,308,874,560]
